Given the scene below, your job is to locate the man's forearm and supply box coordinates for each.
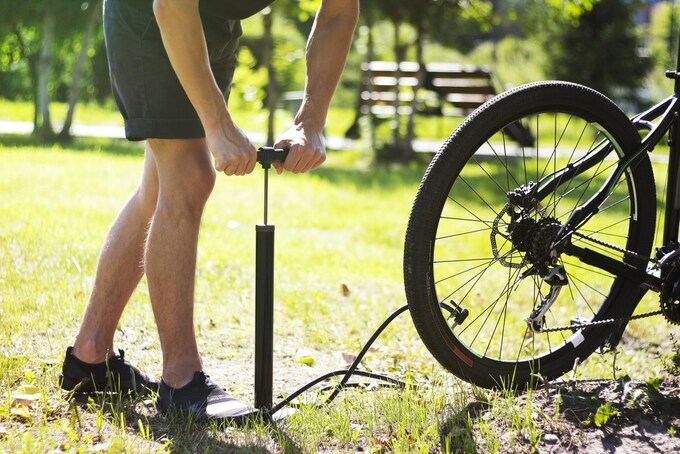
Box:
[295,0,359,129]
[153,0,230,131]
[152,0,256,176]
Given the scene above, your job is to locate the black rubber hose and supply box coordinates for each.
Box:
[269,304,410,415]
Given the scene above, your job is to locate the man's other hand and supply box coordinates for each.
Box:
[273,123,326,174]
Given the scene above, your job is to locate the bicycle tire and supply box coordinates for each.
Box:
[404,81,656,388]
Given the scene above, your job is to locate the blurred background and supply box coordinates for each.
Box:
[0,0,678,160]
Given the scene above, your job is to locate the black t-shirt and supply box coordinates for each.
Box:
[200,0,276,20]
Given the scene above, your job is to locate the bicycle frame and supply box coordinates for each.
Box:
[535,80,680,291]
[481,84,680,350]
[666,36,680,245]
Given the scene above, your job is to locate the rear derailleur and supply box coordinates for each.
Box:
[501,182,570,333]
[655,241,680,324]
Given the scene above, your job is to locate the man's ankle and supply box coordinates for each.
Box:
[71,341,115,364]
[161,367,202,389]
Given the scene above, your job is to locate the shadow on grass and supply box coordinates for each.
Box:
[145,410,303,453]
[0,133,144,156]
[0,131,436,192]
[308,159,429,191]
[438,400,488,452]
[552,377,680,424]
[70,392,302,453]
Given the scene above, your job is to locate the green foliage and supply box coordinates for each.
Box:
[503,0,595,33]
[466,37,547,86]
[546,0,596,24]
[0,1,104,102]
[590,402,618,428]
[646,2,680,103]
[542,0,648,104]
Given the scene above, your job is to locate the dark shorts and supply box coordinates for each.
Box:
[103,0,242,141]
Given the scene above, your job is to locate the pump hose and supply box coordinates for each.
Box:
[269,303,411,415]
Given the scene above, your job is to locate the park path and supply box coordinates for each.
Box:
[0,119,445,152]
[0,120,349,151]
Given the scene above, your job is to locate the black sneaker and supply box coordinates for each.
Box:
[59,346,158,396]
[156,371,259,423]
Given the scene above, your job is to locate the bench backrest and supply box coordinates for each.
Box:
[359,61,497,116]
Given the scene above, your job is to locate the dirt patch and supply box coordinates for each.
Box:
[495,377,680,453]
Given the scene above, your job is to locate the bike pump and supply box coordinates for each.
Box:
[254,146,288,411]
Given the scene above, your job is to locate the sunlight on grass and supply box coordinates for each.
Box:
[1,136,678,452]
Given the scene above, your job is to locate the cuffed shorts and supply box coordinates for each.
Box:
[103,0,242,141]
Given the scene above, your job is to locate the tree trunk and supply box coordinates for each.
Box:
[390,20,403,148]
[263,8,278,146]
[344,10,375,141]
[13,25,40,130]
[366,9,377,148]
[404,17,425,161]
[35,3,55,140]
[59,1,102,140]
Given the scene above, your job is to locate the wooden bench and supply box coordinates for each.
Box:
[356,61,420,118]
[346,61,533,147]
[424,62,497,114]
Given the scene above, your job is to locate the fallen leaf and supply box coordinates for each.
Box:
[371,433,396,449]
[15,385,41,397]
[297,356,315,367]
[342,353,357,364]
[11,385,42,408]
[10,404,32,422]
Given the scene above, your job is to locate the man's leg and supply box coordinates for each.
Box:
[72,144,159,363]
[143,138,216,388]
[143,138,257,422]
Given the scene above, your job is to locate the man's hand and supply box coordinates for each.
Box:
[273,123,326,174]
[205,118,257,176]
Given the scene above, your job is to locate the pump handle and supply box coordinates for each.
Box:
[257,147,289,166]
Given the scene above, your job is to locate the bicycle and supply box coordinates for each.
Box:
[404,54,680,389]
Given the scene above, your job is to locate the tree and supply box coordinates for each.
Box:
[530,0,646,104]
[59,1,102,140]
[0,1,43,128]
[35,1,56,140]
[368,0,493,162]
[240,0,318,145]
[0,0,104,141]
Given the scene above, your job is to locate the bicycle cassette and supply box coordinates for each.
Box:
[660,262,680,324]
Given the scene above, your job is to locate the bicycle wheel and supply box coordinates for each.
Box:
[404,81,656,388]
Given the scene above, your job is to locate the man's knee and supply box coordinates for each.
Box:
[179,162,216,203]
[148,139,216,213]
[136,184,159,219]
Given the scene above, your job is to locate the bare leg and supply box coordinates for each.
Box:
[144,138,216,388]
[72,145,159,363]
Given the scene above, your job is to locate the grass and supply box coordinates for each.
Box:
[1,135,679,452]
[0,99,123,126]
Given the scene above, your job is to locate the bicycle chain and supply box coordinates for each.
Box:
[490,211,666,331]
[571,231,652,263]
[539,310,663,333]
[540,232,663,331]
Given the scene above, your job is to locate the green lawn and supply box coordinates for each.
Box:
[1,136,678,452]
